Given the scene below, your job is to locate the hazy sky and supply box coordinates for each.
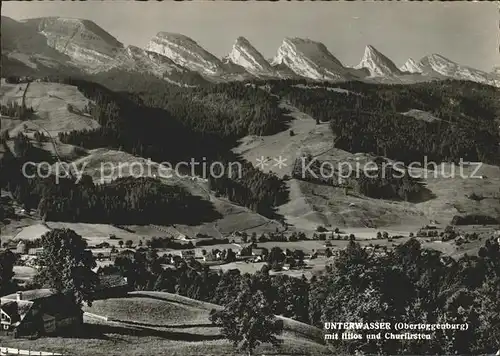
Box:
[3,1,498,71]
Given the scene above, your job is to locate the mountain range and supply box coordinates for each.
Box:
[2,16,499,87]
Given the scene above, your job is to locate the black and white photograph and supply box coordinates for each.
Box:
[0,1,499,355]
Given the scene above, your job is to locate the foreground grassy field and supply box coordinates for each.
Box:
[84,296,211,327]
[2,292,329,356]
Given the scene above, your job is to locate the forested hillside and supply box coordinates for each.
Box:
[1,135,220,225]
[91,70,289,138]
[292,154,427,201]
[269,79,500,165]
[1,74,290,218]
[58,75,500,213]
[57,77,220,162]
[61,76,289,216]
[5,74,499,221]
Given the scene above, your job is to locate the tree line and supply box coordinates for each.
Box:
[292,154,427,201]
[0,136,221,225]
[53,76,290,217]
[208,158,289,216]
[5,225,499,355]
[0,100,34,120]
[90,70,289,139]
[7,173,220,225]
[268,79,500,165]
[103,235,500,355]
[1,74,290,219]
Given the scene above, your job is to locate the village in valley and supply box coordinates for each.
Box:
[0,197,498,352]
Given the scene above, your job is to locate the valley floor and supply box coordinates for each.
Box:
[2,81,500,286]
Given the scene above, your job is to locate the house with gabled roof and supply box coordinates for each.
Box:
[93,274,130,299]
[0,289,82,338]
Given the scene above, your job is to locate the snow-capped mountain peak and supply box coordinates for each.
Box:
[272,37,348,80]
[418,54,497,86]
[419,54,457,73]
[2,15,499,88]
[227,36,274,75]
[146,32,225,76]
[400,58,423,74]
[355,45,401,77]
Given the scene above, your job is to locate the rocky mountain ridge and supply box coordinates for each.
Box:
[355,45,402,77]
[2,16,498,88]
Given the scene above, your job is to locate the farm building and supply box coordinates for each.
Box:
[119,249,136,258]
[315,248,328,256]
[177,234,192,241]
[0,289,82,338]
[203,250,221,262]
[179,250,196,259]
[309,249,328,259]
[16,241,27,254]
[248,248,268,262]
[93,274,130,299]
[28,247,44,256]
[251,248,268,257]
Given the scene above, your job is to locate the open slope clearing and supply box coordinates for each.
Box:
[1,81,100,137]
[235,100,500,233]
[66,147,282,237]
[0,80,282,241]
[2,145,281,244]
